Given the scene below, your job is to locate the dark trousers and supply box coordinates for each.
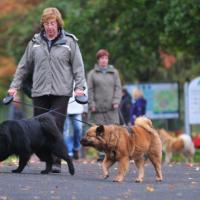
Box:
[32,95,70,166]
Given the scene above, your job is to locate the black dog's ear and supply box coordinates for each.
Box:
[96,125,105,137]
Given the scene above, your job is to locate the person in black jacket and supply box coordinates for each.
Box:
[119,88,132,125]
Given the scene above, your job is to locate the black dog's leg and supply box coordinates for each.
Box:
[52,142,75,175]
[12,154,31,173]
[35,151,53,174]
[41,162,53,174]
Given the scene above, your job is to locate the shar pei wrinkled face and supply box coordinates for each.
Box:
[80,125,118,152]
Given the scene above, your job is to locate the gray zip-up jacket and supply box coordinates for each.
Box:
[10,29,86,97]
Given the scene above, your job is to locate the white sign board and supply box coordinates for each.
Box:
[188,77,200,124]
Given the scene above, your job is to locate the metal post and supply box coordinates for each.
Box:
[184,82,190,135]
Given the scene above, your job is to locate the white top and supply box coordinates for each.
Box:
[67,83,88,114]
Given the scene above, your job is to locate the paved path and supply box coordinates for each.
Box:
[0,159,199,200]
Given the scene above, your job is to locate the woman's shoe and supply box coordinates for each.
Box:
[51,164,61,173]
[73,150,79,160]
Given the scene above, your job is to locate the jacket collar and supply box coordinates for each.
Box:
[32,29,68,45]
[94,64,115,73]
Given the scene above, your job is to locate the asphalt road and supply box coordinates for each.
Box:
[0,159,199,200]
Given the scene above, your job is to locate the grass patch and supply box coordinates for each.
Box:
[0,155,18,165]
[167,148,200,163]
[83,147,98,159]
[194,148,200,162]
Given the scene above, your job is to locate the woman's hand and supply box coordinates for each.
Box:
[91,106,96,112]
[8,88,17,97]
[113,103,119,109]
[74,88,84,96]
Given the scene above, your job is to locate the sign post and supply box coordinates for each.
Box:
[188,77,200,124]
[184,82,190,135]
[184,77,200,135]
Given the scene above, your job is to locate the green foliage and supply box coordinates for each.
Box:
[194,148,200,163]
[66,0,171,82]
[1,0,200,84]
[163,0,200,55]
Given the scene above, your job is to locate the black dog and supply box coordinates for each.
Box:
[0,112,74,175]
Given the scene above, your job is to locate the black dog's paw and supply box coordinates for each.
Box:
[40,170,49,174]
[12,169,22,173]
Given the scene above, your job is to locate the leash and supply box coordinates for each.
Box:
[1,96,93,127]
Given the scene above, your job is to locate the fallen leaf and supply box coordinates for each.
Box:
[195,167,200,171]
[20,186,31,191]
[186,163,193,167]
[91,160,96,164]
[146,185,155,192]
[168,184,174,190]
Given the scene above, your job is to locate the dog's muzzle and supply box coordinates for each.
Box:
[80,138,94,146]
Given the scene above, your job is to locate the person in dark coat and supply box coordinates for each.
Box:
[119,88,132,125]
[130,88,147,125]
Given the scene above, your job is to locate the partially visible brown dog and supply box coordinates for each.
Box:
[158,128,195,163]
[81,116,163,183]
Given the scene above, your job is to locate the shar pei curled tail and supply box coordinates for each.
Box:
[81,116,163,183]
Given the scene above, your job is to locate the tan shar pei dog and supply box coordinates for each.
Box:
[81,116,163,183]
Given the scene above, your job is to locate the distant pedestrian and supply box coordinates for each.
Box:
[87,49,122,161]
[130,88,147,124]
[63,84,87,160]
[87,49,122,125]
[119,88,132,125]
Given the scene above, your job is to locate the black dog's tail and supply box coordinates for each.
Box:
[37,113,61,141]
